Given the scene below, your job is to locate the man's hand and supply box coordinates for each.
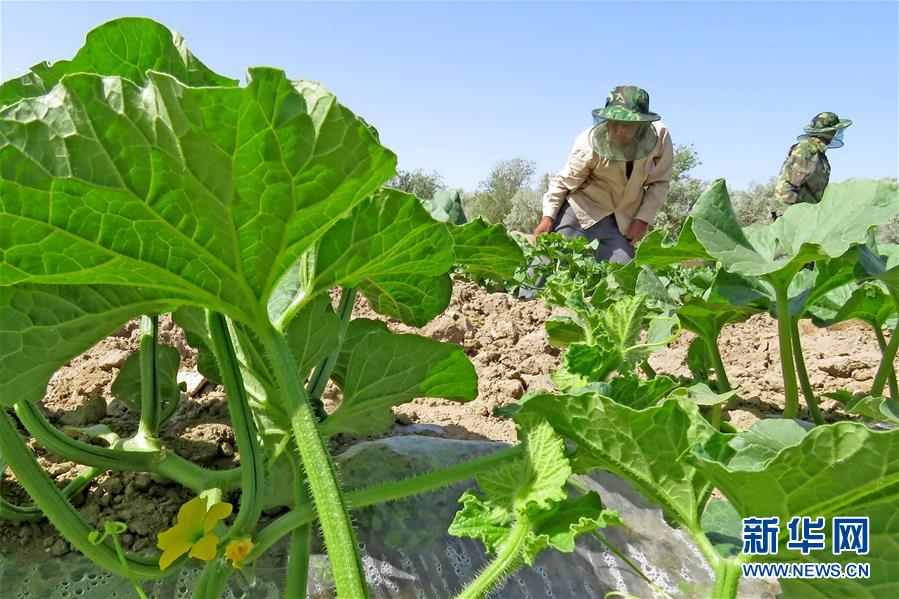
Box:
[534,216,554,236]
[624,219,649,245]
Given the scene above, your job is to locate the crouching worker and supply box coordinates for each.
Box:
[534,85,673,263]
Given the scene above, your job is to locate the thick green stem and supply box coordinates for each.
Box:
[639,359,657,378]
[135,315,160,445]
[259,324,368,598]
[688,525,743,599]
[248,445,523,561]
[702,335,731,430]
[307,287,357,420]
[873,327,899,401]
[286,448,312,598]
[0,410,167,579]
[789,318,824,425]
[193,560,231,599]
[188,312,270,597]
[14,400,240,492]
[702,335,732,393]
[772,283,801,419]
[711,558,742,599]
[207,311,264,536]
[456,519,528,599]
[871,326,899,398]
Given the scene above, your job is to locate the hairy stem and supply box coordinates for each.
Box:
[307,287,357,420]
[456,519,528,599]
[772,282,801,419]
[0,410,167,579]
[248,445,523,561]
[873,326,899,401]
[711,557,742,599]
[259,324,368,598]
[193,560,231,599]
[789,318,824,425]
[286,448,312,598]
[135,315,161,445]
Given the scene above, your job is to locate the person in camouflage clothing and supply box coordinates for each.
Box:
[772,112,852,218]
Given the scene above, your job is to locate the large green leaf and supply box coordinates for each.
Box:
[690,179,899,284]
[0,17,236,105]
[809,282,898,330]
[635,216,712,268]
[690,421,899,598]
[510,392,732,531]
[2,67,394,315]
[357,273,453,327]
[823,390,899,424]
[787,256,858,318]
[264,189,456,328]
[320,319,477,436]
[311,190,454,306]
[676,297,760,344]
[1,60,446,402]
[448,218,525,281]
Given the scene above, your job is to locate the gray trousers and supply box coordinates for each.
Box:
[552,202,635,264]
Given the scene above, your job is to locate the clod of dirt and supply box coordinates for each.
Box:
[817,357,871,378]
[178,369,208,397]
[95,349,131,371]
[48,538,70,557]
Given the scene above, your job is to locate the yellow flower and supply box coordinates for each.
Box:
[224,537,254,568]
[156,496,233,570]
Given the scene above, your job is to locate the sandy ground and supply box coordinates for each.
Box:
[0,281,889,559]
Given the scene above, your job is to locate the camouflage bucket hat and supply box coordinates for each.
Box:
[589,86,660,161]
[592,86,661,122]
[799,112,852,148]
[804,112,852,134]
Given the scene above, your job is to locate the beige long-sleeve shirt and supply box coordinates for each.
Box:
[542,121,673,235]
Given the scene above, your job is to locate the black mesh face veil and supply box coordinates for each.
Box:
[589,118,659,161]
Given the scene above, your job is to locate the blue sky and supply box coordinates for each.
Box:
[2,1,896,191]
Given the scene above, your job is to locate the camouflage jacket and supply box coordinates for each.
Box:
[773,137,830,213]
